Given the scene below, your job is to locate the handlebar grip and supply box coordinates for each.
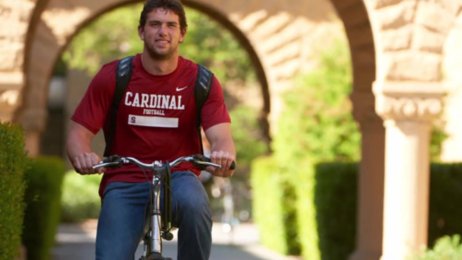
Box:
[93,155,123,169]
[191,154,236,170]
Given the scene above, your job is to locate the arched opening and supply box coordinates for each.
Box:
[18,0,382,259]
[37,2,270,227]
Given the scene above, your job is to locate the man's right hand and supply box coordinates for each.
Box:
[71,152,102,175]
[66,121,102,175]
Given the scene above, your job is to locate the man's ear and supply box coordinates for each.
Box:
[138,27,144,40]
[179,29,187,43]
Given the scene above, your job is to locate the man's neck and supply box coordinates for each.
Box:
[141,52,179,75]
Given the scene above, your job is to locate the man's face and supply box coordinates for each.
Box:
[139,8,186,60]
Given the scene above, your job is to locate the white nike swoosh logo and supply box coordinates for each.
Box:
[176,86,189,92]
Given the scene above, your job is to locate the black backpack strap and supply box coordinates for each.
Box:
[194,64,213,154]
[104,56,134,156]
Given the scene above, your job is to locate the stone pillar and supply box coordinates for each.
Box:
[382,119,431,259]
[373,82,445,260]
[349,92,385,260]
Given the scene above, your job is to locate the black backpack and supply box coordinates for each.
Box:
[103,56,213,156]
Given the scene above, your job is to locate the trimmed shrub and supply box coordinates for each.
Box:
[291,160,319,260]
[250,156,298,255]
[428,163,462,245]
[253,160,462,259]
[314,162,358,260]
[310,162,462,260]
[0,123,28,260]
[22,156,66,260]
[60,171,102,222]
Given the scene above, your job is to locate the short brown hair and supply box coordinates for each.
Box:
[138,0,188,32]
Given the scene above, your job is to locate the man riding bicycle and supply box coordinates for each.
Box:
[66,0,236,259]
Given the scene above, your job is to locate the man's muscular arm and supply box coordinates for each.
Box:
[66,121,101,174]
[204,123,236,177]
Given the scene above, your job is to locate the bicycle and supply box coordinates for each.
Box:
[93,154,235,260]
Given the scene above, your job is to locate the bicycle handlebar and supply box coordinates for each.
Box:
[92,154,236,171]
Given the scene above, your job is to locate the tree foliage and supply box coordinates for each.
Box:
[60,4,266,219]
[63,4,142,74]
[180,10,254,83]
[273,39,360,163]
[230,105,269,173]
[62,4,254,83]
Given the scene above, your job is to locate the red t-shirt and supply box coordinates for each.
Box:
[72,54,231,195]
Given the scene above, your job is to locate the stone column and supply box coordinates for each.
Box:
[349,92,385,260]
[373,82,445,260]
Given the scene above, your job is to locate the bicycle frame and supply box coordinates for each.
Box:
[141,163,172,260]
[93,154,227,260]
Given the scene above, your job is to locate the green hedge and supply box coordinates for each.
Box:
[61,171,102,222]
[291,159,318,260]
[313,162,462,260]
[252,160,462,260]
[250,156,297,255]
[22,156,66,260]
[0,123,28,260]
[314,162,358,260]
[428,163,462,246]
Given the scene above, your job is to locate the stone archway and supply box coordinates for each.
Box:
[18,2,381,260]
[4,2,382,260]
[14,0,376,154]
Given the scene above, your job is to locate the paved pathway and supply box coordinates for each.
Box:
[52,220,301,260]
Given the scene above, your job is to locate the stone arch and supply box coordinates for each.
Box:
[16,0,278,154]
[11,0,383,259]
[183,0,272,141]
[329,2,383,259]
[17,0,362,152]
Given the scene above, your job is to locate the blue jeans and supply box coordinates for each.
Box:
[95,171,212,260]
